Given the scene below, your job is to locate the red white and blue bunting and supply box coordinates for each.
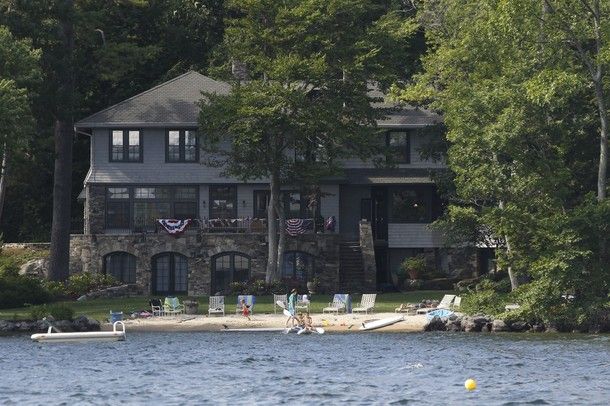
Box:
[286,218,313,236]
[158,219,191,235]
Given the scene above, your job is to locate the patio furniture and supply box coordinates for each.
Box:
[451,296,462,310]
[163,297,185,316]
[208,296,225,316]
[322,294,349,314]
[395,303,417,315]
[149,298,164,317]
[273,294,287,314]
[416,294,456,314]
[505,304,520,311]
[296,294,310,313]
[353,293,376,314]
[236,295,255,315]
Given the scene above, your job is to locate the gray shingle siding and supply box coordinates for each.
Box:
[388,223,445,248]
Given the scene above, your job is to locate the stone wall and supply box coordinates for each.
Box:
[70,232,341,296]
[85,184,106,235]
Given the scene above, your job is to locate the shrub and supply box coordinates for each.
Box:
[30,303,75,321]
[41,280,69,300]
[65,272,120,298]
[0,274,51,308]
[401,255,427,279]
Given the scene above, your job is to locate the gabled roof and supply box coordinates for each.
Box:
[76,71,440,128]
[76,71,231,128]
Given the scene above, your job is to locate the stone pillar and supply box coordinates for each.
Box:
[359,220,377,291]
[86,184,106,234]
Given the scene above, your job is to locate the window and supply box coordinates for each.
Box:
[110,130,142,162]
[212,252,251,294]
[104,186,198,232]
[253,190,319,219]
[152,253,188,294]
[282,251,314,282]
[386,131,410,164]
[106,187,130,229]
[389,186,435,223]
[253,190,269,219]
[166,129,199,162]
[210,186,237,218]
[103,252,136,284]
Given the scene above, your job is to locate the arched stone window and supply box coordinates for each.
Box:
[211,252,251,294]
[282,251,314,282]
[152,252,188,295]
[103,252,136,284]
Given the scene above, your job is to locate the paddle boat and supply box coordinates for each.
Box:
[31,321,126,343]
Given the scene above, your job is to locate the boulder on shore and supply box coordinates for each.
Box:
[424,316,447,332]
[491,319,510,332]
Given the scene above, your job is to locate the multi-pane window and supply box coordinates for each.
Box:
[110,130,142,162]
[152,253,188,294]
[386,131,410,164]
[282,251,314,282]
[106,187,130,229]
[252,190,319,219]
[389,186,435,223]
[103,252,136,284]
[212,252,251,294]
[105,186,198,232]
[166,129,198,162]
[210,185,237,218]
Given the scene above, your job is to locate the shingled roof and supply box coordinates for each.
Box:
[76,71,440,128]
[76,71,230,128]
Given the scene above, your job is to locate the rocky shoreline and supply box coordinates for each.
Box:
[424,313,608,334]
[0,315,100,333]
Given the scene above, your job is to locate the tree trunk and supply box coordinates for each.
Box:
[0,143,9,225]
[498,199,519,291]
[276,194,286,281]
[48,0,75,282]
[593,80,608,201]
[266,170,280,282]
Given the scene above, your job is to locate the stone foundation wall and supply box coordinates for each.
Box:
[70,232,341,296]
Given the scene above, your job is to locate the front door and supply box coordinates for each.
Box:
[371,187,388,241]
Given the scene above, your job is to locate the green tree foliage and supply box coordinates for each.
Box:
[200,0,419,281]
[398,0,609,328]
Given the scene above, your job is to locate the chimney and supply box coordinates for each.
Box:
[231,60,248,81]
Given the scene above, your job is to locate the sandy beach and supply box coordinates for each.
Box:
[108,312,428,333]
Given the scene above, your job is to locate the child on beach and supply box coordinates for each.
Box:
[240,298,251,321]
[285,288,298,327]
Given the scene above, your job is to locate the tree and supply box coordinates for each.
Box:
[398,0,608,326]
[0,26,40,226]
[200,0,419,281]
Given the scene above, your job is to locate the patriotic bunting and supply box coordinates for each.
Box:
[158,219,191,235]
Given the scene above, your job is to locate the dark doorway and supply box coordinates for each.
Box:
[375,247,389,285]
[371,187,388,241]
[152,252,188,295]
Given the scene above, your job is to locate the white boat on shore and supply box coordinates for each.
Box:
[359,316,404,331]
[31,321,126,343]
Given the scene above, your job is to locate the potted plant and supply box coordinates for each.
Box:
[401,254,427,280]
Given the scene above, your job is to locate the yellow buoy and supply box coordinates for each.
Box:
[464,379,477,391]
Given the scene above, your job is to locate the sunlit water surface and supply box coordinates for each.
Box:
[1,332,608,405]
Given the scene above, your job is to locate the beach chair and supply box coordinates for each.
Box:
[296,294,311,313]
[149,298,164,317]
[322,294,348,314]
[163,297,185,316]
[208,296,225,316]
[395,303,417,315]
[236,295,255,315]
[353,293,376,314]
[273,294,287,314]
[451,296,462,310]
[416,294,455,314]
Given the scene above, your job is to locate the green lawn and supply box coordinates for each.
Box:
[0,291,455,322]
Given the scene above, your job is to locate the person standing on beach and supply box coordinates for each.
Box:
[240,298,251,321]
[285,288,298,327]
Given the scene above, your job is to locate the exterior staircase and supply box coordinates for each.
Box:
[339,240,366,292]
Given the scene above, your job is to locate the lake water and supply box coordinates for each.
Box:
[1,332,608,405]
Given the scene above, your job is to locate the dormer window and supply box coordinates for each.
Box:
[386,130,410,164]
[166,129,199,162]
[110,130,142,162]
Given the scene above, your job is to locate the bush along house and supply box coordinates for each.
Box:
[70,71,479,297]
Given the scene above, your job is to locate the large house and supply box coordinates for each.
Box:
[71,71,475,296]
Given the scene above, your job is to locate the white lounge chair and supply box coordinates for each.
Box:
[416,294,456,314]
[353,293,376,314]
[323,294,348,314]
[296,294,310,313]
[208,296,225,316]
[451,296,462,310]
[273,294,287,314]
[163,297,185,316]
